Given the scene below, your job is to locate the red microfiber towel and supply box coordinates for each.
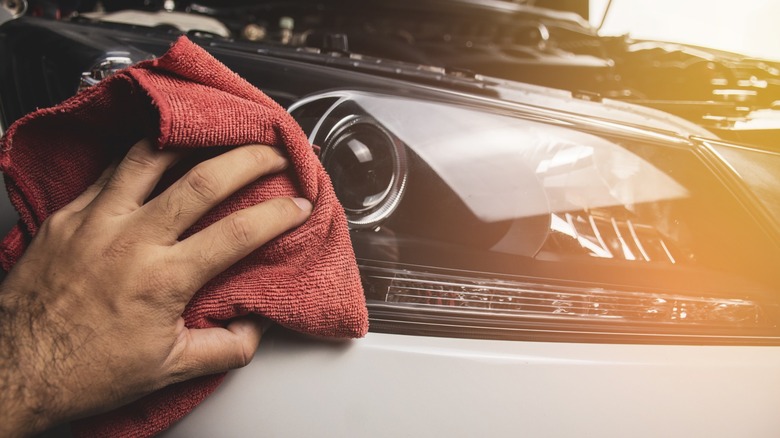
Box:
[0,37,368,436]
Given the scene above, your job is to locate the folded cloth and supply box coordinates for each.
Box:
[0,36,368,437]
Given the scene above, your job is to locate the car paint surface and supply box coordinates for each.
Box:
[163,329,780,438]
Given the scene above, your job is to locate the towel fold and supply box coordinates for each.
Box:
[0,36,368,437]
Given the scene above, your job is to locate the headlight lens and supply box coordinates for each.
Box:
[291,91,780,344]
[322,115,407,228]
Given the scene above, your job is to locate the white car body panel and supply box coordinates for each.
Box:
[164,329,780,438]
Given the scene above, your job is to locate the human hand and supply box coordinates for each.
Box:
[0,139,312,437]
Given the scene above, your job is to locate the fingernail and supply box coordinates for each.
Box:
[292,197,313,212]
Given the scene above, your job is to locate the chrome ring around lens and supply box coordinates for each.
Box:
[322,115,407,229]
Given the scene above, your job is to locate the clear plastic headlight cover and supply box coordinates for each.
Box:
[290,91,780,345]
[705,139,780,222]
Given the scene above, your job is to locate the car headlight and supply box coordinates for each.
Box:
[291,90,780,345]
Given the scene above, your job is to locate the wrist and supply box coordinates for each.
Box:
[0,292,60,437]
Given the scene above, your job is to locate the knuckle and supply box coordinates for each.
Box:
[246,145,285,172]
[225,335,255,369]
[163,335,253,385]
[122,143,159,172]
[42,209,69,229]
[182,166,220,204]
[39,209,76,237]
[224,214,254,248]
[235,342,254,368]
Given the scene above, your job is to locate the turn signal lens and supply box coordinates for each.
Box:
[362,264,778,344]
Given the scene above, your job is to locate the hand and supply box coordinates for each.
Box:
[0,139,312,437]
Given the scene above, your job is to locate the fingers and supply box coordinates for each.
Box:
[139,144,288,241]
[91,139,181,215]
[62,161,118,212]
[173,197,312,291]
[168,316,265,383]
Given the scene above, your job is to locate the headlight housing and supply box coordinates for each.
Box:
[291,91,780,345]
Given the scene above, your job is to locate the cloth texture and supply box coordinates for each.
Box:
[0,36,368,437]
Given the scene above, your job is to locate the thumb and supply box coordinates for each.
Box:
[168,316,267,384]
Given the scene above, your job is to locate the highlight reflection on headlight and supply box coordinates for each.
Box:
[548,210,678,263]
